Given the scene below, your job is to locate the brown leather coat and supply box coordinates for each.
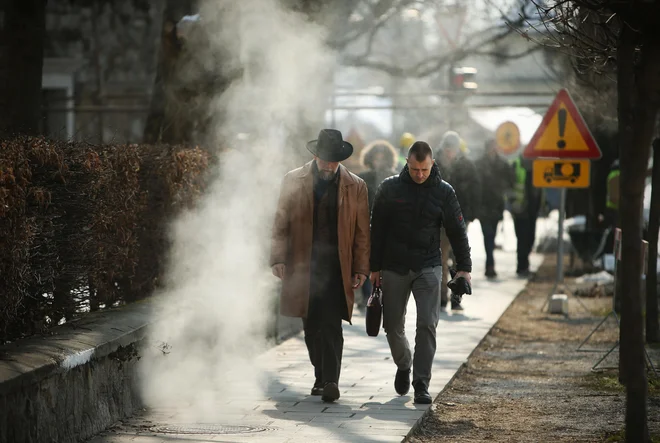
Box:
[270,161,370,322]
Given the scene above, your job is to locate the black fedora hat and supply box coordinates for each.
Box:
[306,129,353,162]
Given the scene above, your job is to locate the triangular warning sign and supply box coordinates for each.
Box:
[523,89,601,159]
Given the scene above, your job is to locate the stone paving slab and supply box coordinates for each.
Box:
[88,218,542,443]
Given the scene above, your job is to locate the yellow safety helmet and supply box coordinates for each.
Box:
[459,138,469,154]
[399,132,415,149]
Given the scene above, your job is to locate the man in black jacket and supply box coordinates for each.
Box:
[434,131,480,311]
[370,141,472,404]
[476,139,516,278]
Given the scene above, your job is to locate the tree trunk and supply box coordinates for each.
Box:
[647,138,660,343]
[0,0,47,137]
[143,0,193,144]
[617,25,659,443]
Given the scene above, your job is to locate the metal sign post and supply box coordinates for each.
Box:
[541,188,590,313]
[556,188,566,286]
[522,88,603,315]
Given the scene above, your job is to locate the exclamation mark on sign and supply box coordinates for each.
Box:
[557,108,567,149]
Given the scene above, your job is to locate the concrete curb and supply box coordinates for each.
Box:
[0,294,303,443]
[0,298,155,397]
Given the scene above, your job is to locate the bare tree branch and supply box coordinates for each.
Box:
[340,0,542,77]
[327,0,417,49]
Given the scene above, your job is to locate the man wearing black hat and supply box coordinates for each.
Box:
[270,129,371,403]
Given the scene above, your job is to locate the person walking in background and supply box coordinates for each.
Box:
[397,132,416,170]
[356,140,399,308]
[370,141,472,404]
[434,131,480,311]
[270,129,370,403]
[508,154,542,277]
[475,139,516,278]
[604,159,620,225]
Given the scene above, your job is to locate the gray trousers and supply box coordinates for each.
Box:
[382,267,442,389]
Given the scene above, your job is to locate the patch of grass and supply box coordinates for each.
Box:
[582,372,624,393]
[650,376,660,396]
[603,429,624,442]
[591,306,612,318]
[583,372,659,396]
[603,429,660,443]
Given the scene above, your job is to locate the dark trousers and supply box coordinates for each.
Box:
[513,214,538,272]
[382,267,442,389]
[481,219,499,268]
[303,266,346,385]
[604,208,618,254]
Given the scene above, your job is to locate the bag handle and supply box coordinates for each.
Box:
[373,272,382,289]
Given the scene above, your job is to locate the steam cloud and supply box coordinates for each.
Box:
[138,0,334,422]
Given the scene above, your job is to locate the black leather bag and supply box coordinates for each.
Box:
[366,284,383,337]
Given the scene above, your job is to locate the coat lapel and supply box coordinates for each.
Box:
[298,161,314,218]
[338,164,354,210]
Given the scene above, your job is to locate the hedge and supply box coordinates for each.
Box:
[0,137,210,343]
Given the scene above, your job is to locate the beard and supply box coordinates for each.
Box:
[318,169,336,180]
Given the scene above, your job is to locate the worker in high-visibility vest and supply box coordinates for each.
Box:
[507,155,542,277]
[605,159,620,227]
[597,158,620,256]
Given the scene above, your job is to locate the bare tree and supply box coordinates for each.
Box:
[0,0,48,137]
[143,0,196,144]
[143,0,543,145]
[341,1,540,77]
[534,1,660,441]
[648,138,660,344]
[143,0,363,145]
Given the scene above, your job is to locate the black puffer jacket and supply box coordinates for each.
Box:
[370,163,472,274]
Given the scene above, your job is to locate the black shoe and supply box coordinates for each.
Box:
[485,266,497,278]
[516,269,530,278]
[311,380,323,396]
[394,368,411,396]
[451,302,464,311]
[413,383,432,404]
[321,382,340,402]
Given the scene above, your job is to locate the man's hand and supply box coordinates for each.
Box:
[370,271,381,287]
[456,271,471,286]
[353,273,367,289]
[271,264,285,279]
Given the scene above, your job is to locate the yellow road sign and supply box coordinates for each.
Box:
[523,89,601,159]
[495,121,520,155]
[532,159,590,188]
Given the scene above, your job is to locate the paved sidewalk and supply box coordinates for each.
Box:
[89,218,542,443]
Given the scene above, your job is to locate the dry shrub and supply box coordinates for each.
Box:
[0,137,210,343]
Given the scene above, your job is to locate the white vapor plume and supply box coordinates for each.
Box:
[138,0,335,422]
